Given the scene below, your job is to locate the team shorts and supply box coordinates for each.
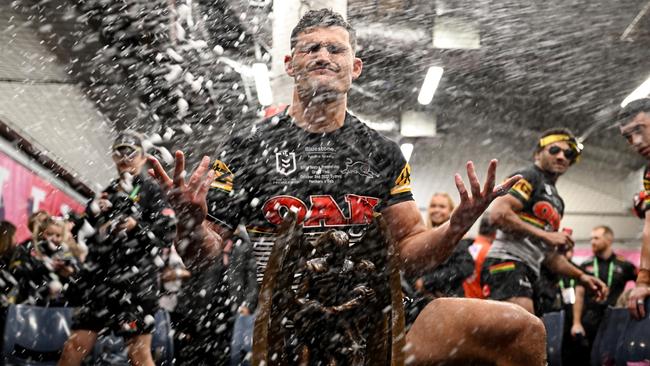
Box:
[481,258,537,301]
[71,290,158,337]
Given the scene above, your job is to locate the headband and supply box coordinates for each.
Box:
[538,134,584,162]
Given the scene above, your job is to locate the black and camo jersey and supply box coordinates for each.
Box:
[487,164,565,276]
[206,109,414,283]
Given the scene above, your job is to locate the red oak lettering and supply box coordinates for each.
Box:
[261,195,307,225]
[304,195,347,227]
[346,194,380,225]
[262,194,381,227]
[532,201,561,231]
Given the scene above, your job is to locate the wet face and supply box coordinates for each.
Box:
[112,146,146,175]
[590,227,612,255]
[428,195,453,227]
[535,141,573,175]
[620,112,650,159]
[44,224,63,245]
[285,26,362,103]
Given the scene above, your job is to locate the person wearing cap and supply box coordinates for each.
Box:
[484,128,608,314]
[617,98,650,318]
[58,131,176,366]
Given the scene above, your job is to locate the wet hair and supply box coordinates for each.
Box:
[27,210,49,234]
[36,216,58,240]
[113,130,145,150]
[534,127,577,154]
[290,8,357,53]
[478,214,496,236]
[0,221,16,256]
[617,98,650,125]
[593,225,614,240]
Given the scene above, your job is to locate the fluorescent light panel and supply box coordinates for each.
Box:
[418,66,444,105]
[252,63,273,106]
[400,111,436,137]
[621,75,650,108]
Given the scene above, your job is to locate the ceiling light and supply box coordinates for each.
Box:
[418,66,444,105]
[621,75,650,108]
[252,63,273,106]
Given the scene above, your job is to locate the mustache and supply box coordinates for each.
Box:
[307,61,340,72]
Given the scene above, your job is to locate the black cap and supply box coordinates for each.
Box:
[617,98,650,125]
[112,130,144,151]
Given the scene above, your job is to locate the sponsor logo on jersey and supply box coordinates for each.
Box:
[262,194,380,227]
[211,160,234,192]
[532,201,561,231]
[511,178,533,201]
[391,163,412,195]
[340,158,380,178]
[276,151,297,176]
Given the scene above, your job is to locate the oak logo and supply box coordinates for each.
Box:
[275,151,297,176]
[262,194,380,227]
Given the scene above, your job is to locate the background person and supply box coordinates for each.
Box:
[58,131,176,366]
[485,128,607,314]
[570,225,636,365]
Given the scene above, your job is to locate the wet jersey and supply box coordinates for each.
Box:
[206,110,414,283]
[80,174,176,301]
[487,164,565,276]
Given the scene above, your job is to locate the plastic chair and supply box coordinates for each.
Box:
[231,314,255,366]
[2,304,73,365]
[590,307,629,366]
[616,299,650,365]
[89,309,173,366]
[542,310,565,366]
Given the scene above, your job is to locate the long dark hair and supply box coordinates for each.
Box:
[0,221,16,257]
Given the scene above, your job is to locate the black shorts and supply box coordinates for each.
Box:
[71,291,158,337]
[481,258,537,301]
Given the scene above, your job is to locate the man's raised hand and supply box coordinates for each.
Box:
[148,151,215,230]
[450,159,521,231]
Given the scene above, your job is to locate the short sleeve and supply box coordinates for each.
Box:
[384,142,414,207]
[624,260,638,283]
[579,260,594,276]
[508,168,538,205]
[206,136,250,230]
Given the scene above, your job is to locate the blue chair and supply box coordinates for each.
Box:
[615,299,650,365]
[151,309,173,365]
[2,304,73,365]
[2,305,173,366]
[89,309,173,366]
[543,310,565,366]
[590,307,629,366]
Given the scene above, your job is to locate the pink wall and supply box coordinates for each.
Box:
[0,151,84,243]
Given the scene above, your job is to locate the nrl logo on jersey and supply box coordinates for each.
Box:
[276,151,297,176]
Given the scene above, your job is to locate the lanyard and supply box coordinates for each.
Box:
[128,184,141,201]
[559,278,575,289]
[593,258,615,287]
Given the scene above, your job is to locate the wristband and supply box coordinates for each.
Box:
[637,268,650,286]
